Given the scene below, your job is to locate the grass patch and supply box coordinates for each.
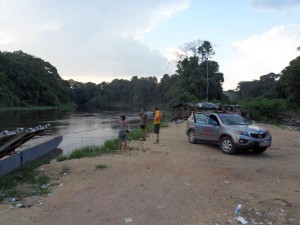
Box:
[57,154,68,162]
[127,128,143,140]
[59,139,119,160]
[0,163,51,202]
[60,165,71,175]
[95,164,108,169]
[101,139,119,152]
[69,146,96,159]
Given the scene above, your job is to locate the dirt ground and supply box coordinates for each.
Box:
[0,121,299,225]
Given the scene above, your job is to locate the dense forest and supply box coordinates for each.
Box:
[0,51,70,107]
[69,41,227,110]
[0,40,299,115]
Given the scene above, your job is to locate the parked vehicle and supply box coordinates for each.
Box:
[145,111,154,120]
[185,112,272,154]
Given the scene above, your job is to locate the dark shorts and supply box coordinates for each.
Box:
[140,125,146,129]
[118,130,127,141]
[154,124,160,134]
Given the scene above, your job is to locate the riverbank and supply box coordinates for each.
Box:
[0,121,299,225]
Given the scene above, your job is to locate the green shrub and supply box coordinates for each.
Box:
[95,164,108,169]
[0,163,51,201]
[99,139,118,153]
[239,97,288,122]
[69,148,92,159]
[56,155,68,162]
[127,129,142,140]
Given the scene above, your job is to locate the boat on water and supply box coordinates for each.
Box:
[0,124,51,159]
[0,124,63,175]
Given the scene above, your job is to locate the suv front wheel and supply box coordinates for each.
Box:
[220,137,236,155]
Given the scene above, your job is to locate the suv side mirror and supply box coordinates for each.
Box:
[212,121,218,126]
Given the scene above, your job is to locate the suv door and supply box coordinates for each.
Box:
[194,113,219,142]
[206,115,220,142]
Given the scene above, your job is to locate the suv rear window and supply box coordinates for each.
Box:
[194,113,208,124]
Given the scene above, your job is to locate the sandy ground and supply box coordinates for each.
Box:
[0,121,299,225]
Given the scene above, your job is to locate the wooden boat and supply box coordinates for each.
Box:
[0,124,50,159]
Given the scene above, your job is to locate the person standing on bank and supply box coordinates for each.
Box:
[153,106,162,144]
[118,115,128,154]
[140,108,148,141]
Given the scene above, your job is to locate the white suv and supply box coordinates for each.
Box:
[186,112,272,154]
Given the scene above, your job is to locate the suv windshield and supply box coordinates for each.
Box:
[219,114,250,125]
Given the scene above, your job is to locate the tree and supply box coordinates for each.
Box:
[237,73,280,99]
[0,50,71,107]
[173,40,224,102]
[197,40,215,62]
[276,56,300,107]
[0,72,20,106]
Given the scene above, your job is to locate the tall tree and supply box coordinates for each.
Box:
[173,40,224,102]
[276,56,300,107]
[197,40,215,62]
[237,73,280,99]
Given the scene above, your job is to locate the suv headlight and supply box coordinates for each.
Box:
[234,130,251,137]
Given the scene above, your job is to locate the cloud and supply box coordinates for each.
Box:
[0,0,188,83]
[0,32,13,46]
[250,0,300,11]
[222,24,300,90]
[38,21,62,32]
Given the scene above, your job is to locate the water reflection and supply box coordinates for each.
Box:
[0,109,69,129]
[0,109,141,155]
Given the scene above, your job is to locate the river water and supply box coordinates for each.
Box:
[0,109,141,155]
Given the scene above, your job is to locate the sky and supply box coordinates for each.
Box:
[0,0,300,91]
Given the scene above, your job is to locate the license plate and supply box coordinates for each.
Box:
[260,141,270,147]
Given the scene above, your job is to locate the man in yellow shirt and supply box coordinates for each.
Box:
[153,106,162,144]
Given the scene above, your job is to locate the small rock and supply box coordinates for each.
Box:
[15,203,25,208]
[8,197,16,202]
[47,192,56,196]
[41,184,50,189]
[38,167,45,172]
[185,182,191,187]
[124,218,133,223]
[237,216,248,224]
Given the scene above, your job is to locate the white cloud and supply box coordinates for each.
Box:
[0,32,13,47]
[250,0,300,11]
[222,25,300,90]
[121,0,189,40]
[38,20,62,32]
[0,0,188,83]
[250,0,300,17]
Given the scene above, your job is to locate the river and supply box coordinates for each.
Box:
[0,109,141,155]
